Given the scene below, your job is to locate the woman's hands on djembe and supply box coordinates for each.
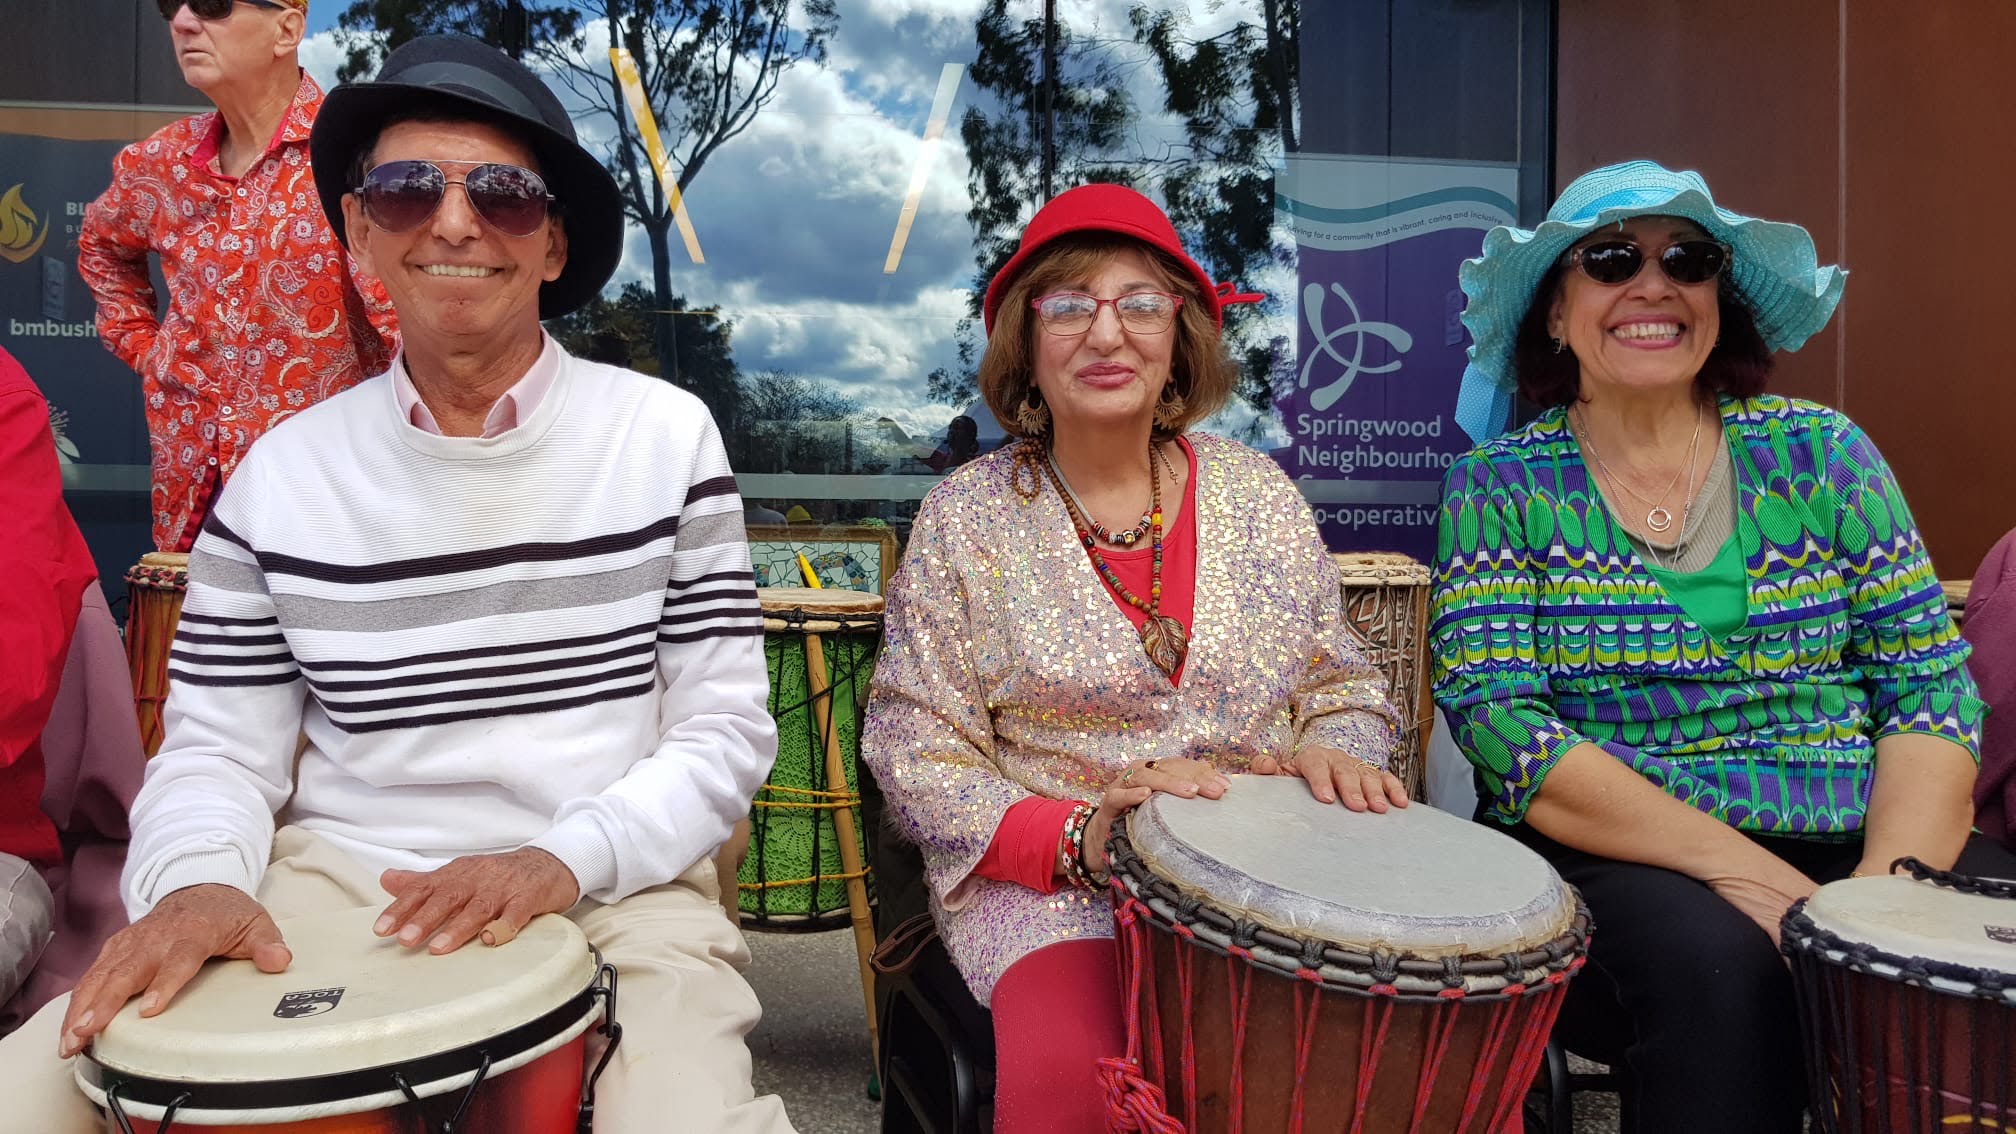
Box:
[1252,747,1410,812]
[59,883,292,1058]
[1081,758,1231,878]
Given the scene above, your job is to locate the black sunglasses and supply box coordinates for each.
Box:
[157,0,286,20]
[354,160,557,238]
[1567,238,1732,287]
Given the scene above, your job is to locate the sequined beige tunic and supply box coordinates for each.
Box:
[864,433,1400,1004]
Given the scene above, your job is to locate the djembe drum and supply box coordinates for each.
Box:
[74,907,618,1132]
[744,586,883,1060]
[1783,860,2016,1132]
[124,552,190,758]
[743,587,882,925]
[1332,553,1434,801]
[1104,775,1588,1133]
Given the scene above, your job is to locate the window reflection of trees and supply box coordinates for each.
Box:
[335,0,838,438]
[332,1,1305,485]
[939,1,1299,441]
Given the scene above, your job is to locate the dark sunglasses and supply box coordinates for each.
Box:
[354,160,556,238]
[157,0,285,20]
[1567,238,1732,287]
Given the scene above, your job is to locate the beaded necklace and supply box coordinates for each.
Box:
[1040,444,1190,678]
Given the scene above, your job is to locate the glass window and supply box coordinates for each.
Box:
[5,0,1551,602]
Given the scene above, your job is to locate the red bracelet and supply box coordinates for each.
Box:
[1058,802,1099,890]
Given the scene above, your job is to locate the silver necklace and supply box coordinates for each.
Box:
[1642,427,1704,571]
[1573,406,1701,534]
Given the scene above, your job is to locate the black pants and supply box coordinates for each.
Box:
[1499,822,2016,1134]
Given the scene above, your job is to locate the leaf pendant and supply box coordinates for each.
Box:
[1139,615,1190,678]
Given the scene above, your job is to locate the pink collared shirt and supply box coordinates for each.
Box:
[394,335,560,437]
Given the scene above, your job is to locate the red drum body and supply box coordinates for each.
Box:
[1106,776,1588,1133]
[1784,866,2016,1132]
[75,909,617,1133]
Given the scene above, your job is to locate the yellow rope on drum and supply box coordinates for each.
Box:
[750,783,861,809]
[738,866,871,892]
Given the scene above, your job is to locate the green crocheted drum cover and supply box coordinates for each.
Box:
[741,589,882,926]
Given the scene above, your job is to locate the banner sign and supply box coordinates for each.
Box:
[0,129,153,471]
[1274,156,1519,561]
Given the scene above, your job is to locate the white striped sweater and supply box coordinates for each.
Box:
[123,341,776,917]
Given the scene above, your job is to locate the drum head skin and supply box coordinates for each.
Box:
[1127,774,1574,957]
[1799,875,2016,991]
[79,908,597,1116]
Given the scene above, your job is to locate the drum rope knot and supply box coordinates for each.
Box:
[1440,955,1465,988]
[1369,948,1401,984]
[1095,1056,1186,1133]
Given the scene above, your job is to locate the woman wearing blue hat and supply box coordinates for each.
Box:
[1430,160,2015,1131]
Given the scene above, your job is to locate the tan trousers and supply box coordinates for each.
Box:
[0,826,797,1133]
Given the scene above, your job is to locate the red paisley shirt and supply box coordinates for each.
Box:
[78,72,398,552]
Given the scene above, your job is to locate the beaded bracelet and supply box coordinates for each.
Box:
[1079,805,1112,889]
[1058,802,1099,890]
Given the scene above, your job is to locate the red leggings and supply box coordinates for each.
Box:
[991,938,1127,1133]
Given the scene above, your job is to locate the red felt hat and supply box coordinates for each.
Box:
[980,184,1264,334]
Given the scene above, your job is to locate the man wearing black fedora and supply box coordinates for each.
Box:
[0,35,795,1132]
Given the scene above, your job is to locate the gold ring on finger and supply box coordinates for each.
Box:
[1120,765,1137,786]
[1355,759,1383,772]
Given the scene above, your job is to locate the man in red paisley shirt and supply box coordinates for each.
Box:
[78,0,398,553]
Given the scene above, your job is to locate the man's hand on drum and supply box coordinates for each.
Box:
[1082,758,1231,877]
[59,883,290,1057]
[376,846,580,956]
[1252,747,1410,812]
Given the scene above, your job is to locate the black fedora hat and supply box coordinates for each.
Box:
[309,34,622,319]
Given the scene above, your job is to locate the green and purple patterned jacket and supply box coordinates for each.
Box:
[1431,395,1981,836]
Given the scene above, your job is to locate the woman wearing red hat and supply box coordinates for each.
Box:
[863,184,1406,1129]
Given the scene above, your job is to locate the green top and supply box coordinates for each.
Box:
[1641,534,1749,641]
[1430,396,1981,836]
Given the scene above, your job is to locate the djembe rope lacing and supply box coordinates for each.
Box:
[1101,827,1590,1133]
[1781,862,2016,1133]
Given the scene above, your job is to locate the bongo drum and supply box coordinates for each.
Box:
[124,552,190,759]
[1104,774,1588,1133]
[742,587,882,927]
[1332,553,1434,801]
[1783,861,2016,1132]
[74,907,619,1133]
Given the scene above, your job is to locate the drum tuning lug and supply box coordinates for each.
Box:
[105,1083,189,1134]
[580,960,624,1129]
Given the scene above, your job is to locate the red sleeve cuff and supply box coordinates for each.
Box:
[971,796,1081,894]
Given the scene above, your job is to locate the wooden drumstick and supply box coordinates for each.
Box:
[803,626,881,1071]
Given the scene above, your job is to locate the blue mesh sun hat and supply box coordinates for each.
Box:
[1453,159,1847,442]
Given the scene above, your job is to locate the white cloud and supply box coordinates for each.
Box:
[294,0,1299,433]
[298,29,347,90]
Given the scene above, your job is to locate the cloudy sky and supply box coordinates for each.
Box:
[299,0,1265,440]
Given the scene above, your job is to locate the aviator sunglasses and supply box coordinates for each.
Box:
[1567,238,1733,287]
[353,160,557,238]
[156,0,286,20]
